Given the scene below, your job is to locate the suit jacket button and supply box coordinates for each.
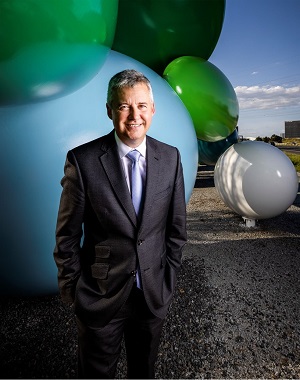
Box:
[137,240,143,245]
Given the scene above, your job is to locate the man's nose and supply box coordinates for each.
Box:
[129,106,139,119]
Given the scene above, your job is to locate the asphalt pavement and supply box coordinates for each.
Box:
[1,167,299,379]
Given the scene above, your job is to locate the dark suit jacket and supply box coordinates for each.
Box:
[54,130,187,327]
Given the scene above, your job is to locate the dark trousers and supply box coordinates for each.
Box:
[76,286,165,379]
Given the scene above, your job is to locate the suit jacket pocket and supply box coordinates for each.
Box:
[91,263,109,279]
[95,245,110,260]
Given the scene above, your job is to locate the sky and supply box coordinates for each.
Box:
[209,0,300,138]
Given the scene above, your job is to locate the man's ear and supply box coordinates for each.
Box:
[106,103,112,120]
[152,103,156,116]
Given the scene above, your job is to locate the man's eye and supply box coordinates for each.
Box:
[119,105,129,111]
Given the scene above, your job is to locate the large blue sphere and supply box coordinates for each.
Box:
[0,51,198,296]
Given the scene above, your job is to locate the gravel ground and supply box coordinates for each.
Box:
[1,166,299,379]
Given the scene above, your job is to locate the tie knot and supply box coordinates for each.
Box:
[127,150,141,162]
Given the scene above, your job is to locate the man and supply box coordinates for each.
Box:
[54,69,187,379]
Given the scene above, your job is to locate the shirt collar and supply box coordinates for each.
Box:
[114,131,146,159]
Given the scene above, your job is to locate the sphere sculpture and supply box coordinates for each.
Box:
[0,0,118,105]
[0,51,198,296]
[113,0,225,75]
[198,128,239,165]
[163,56,239,142]
[214,141,299,220]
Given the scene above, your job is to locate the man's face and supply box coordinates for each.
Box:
[106,83,155,148]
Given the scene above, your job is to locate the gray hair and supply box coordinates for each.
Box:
[107,69,154,106]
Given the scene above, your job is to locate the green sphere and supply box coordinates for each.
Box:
[0,0,118,105]
[163,56,239,142]
[198,129,239,166]
[113,0,225,75]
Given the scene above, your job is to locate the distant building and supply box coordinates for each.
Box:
[285,120,300,138]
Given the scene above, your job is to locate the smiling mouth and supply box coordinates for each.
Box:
[127,123,142,128]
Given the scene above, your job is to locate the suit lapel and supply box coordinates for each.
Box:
[99,132,138,227]
[139,138,160,229]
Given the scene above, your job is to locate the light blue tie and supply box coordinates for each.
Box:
[127,150,143,289]
[127,150,143,218]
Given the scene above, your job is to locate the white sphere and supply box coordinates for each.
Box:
[214,141,299,220]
